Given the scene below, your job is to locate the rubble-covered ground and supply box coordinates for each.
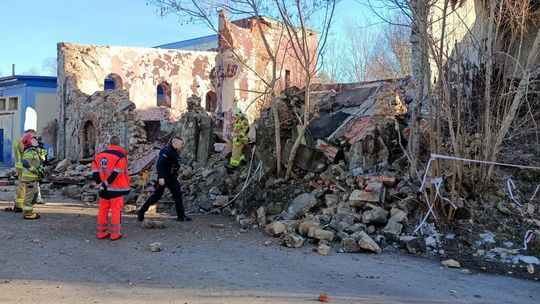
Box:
[18,82,539,284]
[1,185,539,304]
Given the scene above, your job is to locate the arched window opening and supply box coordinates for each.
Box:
[205,91,217,112]
[82,120,97,158]
[157,82,172,108]
[104,73,123,90]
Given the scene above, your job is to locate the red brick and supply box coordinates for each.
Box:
[377,176,397,187]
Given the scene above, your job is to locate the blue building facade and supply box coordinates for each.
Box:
[0,75,57,165]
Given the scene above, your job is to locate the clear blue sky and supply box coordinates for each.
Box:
[0,0,378,76]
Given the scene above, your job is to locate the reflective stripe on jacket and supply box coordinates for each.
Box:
[21,147,42,182]
[91,145,130,196]
[232,116,249,143]
[12,139,23,169]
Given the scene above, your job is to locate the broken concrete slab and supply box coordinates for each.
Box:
[281,193,317,220]
[317,244,332,255]
[390,207,408,224]
[129,150,159,176]
[441,259,461,268]
[336,202,354,214]
[349,189,381,207]
[315,139,340,162]
[399,236,426,254]
[341,237,361,253]
[362,207,389,225]
[283,233,305,248]
[298,220,320,237]
[149,242,162,252]
[382,220,403,241]
[324,194,339,208]
[357,231,382,254]
[307,227,335,241]
[265,221,286,236]
[55,158,72,172]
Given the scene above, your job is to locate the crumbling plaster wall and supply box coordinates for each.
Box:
[59,88,146,160]
[57,42,217,159]
[58,42,216,120]
[216,12,318,124]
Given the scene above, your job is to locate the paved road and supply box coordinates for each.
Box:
[0,199,538,304]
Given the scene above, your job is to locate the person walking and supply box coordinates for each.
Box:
[91,136,130,240]
[137,136,191,222]
[20,133,45,219]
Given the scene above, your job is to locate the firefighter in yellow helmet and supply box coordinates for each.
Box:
[20,133,45,219]
[229,107,249,167]
[11,129,35,213]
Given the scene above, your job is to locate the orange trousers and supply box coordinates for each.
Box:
[97,196,124,240]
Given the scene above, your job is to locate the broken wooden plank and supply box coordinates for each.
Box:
[129,150,159,176]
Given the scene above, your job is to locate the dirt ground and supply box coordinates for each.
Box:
[0,186,539,304]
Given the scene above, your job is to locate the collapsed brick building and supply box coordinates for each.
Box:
[56,11,317,162]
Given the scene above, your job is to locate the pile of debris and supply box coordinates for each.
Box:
[256,169,418,255]
[36,76,539,278]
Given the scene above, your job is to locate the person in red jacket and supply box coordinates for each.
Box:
[91,136,130,240]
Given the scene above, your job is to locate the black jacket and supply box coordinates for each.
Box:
[156,145,181,180]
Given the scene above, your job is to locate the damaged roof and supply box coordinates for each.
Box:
[308,77,412,144]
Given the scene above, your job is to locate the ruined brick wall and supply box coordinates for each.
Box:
[57,42,217,159]
[57,42,216,118]
[216,12,318,124]
[59,88,146,160]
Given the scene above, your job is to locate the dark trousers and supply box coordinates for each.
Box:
[139,178,185,218]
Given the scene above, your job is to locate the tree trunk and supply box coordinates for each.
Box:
[271,91,282,176]
[486,27,540,179]
[285,77,311,180]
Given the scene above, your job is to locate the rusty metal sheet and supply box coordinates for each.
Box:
[337,116,373,144]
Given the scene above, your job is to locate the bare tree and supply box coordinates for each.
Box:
[149,0,289,175]
[367,14,411,80]
[320,12,412,83]
[42,57,57,76]
[22,67,41,76]
[368,0,540,221]
[318,36,346,83]
[343,19,373,82]
[275,0,338,179]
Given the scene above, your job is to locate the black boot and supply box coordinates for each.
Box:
[13,207,23,213]
[137,210,145,222]
[177,216,192,222]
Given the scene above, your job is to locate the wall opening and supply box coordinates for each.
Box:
[82,120,97,158]
[143,121,161,143]
[157,82,172,108]
[285,70,291,89]
[205,91,217,112]
[104,73,123,90]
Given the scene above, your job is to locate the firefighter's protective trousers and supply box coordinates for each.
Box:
[21,147,43,216]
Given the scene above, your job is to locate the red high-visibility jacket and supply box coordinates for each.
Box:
[91,145,130,198]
